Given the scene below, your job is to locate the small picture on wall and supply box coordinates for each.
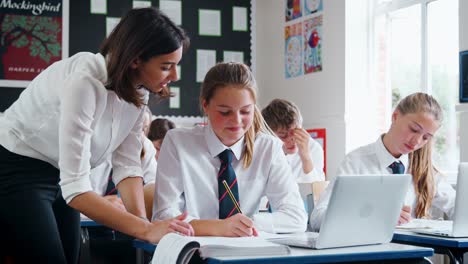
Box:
[303,0,323,16]
[303,15,322,74]
[285,0,302,22]
[285,22,303,78]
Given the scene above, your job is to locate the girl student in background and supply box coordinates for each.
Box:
[310,92,455,231]
[0,8,193,263]
[144,117,175,218]
[153,62,307,236]
[147,118,176,161]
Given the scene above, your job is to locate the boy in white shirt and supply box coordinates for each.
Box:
[262,99,325,183]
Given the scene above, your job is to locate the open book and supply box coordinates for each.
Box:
[152,233,291,264]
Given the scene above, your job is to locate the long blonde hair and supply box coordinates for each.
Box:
[200,62,271,168]
[396,93,442,218]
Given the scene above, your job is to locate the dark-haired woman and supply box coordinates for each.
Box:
[0,7,193,263]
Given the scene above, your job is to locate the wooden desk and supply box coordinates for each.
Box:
[393,231,468,264]
[133,240,433,264]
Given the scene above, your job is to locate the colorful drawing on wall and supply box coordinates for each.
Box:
[285,22,302,78]
[303,15,322,74]
[303,0,323,16]
[307,128,326,175]
[0,0,68,87]
[285,0,302,22]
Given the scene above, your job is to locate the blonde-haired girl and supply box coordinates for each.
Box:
[154,62,307,236]
[310,92,455,230]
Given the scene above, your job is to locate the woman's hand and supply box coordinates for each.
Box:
[146,212,194,243]
[397,205,412,225]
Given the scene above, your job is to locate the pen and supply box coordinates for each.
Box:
[222,180,242,213]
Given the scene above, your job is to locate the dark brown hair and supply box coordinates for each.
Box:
[261,99,303,131]
[147,118,176,142]
[101,7,189,107]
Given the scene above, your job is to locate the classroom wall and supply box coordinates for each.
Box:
[254,1,371,178]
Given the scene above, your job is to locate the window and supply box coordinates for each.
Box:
[372,0,459,180]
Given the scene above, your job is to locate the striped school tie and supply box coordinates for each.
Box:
[105,169,118,195]
[389,161,405,174]
[217,149,240,219]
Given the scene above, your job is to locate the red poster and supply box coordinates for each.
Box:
[307,128,326,175]
[0,0,68,87]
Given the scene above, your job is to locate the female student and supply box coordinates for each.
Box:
[310,93,455,231]
[0,8,193,263]
[147,118,176,161]
[262,99,325,183]
[153,62,307,236]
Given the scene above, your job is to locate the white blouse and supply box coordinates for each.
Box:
[153,125,307,233]
[90,137,157,196]
[0,52,147,203]
[309,136,455,231]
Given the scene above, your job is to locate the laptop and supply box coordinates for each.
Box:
[414,162,468,238]
[269,174,411,249]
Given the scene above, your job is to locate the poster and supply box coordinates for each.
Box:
[303,15,322,74]
[307,128,326,174]
[285,22,302,78]
[303,0,323,16]
[0,0,69,87]
[285,0,301,22]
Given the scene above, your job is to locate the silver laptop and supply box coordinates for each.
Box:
[270,174,411,249]
[415,163,468,238]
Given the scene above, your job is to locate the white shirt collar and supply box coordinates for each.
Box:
[375,134,409,170]
[204,124,244,161]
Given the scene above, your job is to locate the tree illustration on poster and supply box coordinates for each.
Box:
[0,0,68,87]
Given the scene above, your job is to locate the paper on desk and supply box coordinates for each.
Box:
[396,219,452,230]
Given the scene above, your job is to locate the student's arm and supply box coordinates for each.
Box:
[190,214,256,237]
[254,141,308,233]
[69,191,193,243]
[153,132,192,221]
[296,134,325,182]
[432,174,456,219]
[117,177,146,218]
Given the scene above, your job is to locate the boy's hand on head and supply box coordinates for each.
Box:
[222,214,256,237]
[293,128,311,158]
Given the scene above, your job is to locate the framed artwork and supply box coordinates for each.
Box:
[0,0,69,87]
[307,128,326,174]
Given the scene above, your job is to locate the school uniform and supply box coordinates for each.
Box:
[0,52,146,263]
[153,125,307,233]
[309,135,455,231]
[287,139,325,182]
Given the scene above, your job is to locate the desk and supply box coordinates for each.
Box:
[133,240,433,264]
[393,231,468,264]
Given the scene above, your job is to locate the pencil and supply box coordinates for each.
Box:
[222,180,242,214]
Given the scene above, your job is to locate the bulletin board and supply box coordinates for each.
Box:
[307,128,326,175]
[0,0,252,116]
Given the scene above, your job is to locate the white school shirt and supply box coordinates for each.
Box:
[0,52,146,203]
[153,125,307,233]
[309,136,455,231]
[90,137,157,196]
[286,139,325,183]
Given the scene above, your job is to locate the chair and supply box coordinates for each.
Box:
[299,181,329,216]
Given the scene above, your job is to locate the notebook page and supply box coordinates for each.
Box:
[396,219,452,230]
[152,233,198,264]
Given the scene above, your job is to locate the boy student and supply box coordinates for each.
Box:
[310,93,455,231]
[0,8,193,263]
[154,62,307,236]
[262,99,325,183]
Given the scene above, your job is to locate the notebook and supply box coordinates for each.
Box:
[269,174,411,249]
[411,163,468,238]
[151,233,291,264]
